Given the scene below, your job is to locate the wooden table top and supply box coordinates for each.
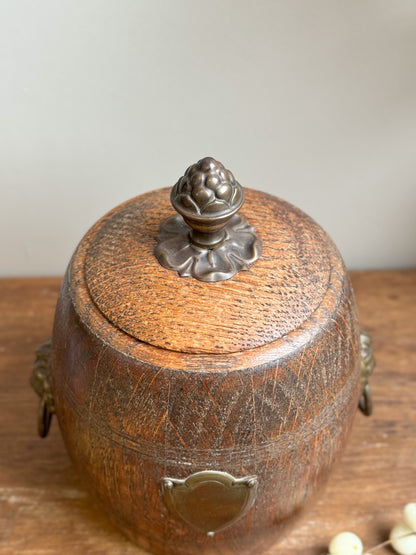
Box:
[0,271,415,555]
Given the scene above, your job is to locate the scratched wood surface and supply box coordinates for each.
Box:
[84,188,337,354]
[54,208,359,555]
[0,271,415,555]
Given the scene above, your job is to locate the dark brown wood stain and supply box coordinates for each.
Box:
[48,189,361,554]
[1,271,415,553]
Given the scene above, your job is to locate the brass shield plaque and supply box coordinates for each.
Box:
[161,470,258,536]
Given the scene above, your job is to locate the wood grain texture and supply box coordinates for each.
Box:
[84,188,336,353]
[48,197,360,555]
[1,271,415,554]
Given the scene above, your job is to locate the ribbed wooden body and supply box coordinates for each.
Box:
[51,189,361,555]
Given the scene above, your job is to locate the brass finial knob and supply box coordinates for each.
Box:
[171,157,244,249]
[155,157,262,282]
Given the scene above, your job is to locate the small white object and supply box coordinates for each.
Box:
[329,531,363,555]
[403,503,416,532]
[390,521,416,555]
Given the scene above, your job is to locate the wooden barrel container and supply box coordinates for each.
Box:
[33,158,371,555]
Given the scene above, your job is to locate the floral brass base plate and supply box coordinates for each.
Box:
[155,213,261,282]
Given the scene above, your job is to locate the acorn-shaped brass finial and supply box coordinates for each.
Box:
[155,157,262,282]
[172,157,243,216]
[170,157,244,249]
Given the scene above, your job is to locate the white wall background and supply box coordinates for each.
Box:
[1,1,415,276]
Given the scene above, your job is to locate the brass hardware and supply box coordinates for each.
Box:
[155,157,262,282]
[161,470,258,536]
[30,338,55,437]
[359,330,375,416]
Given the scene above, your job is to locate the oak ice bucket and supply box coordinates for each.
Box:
[31,157,374,555]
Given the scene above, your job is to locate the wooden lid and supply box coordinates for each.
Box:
[83,186,341,355]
